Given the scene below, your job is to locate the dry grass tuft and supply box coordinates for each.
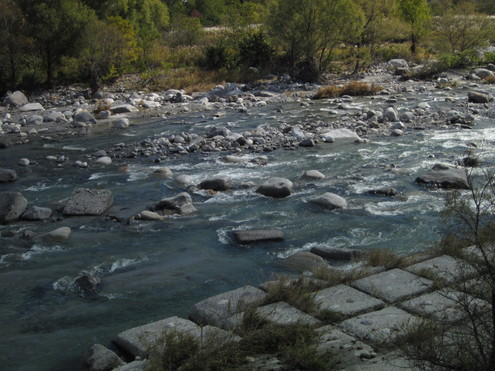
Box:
[313,81,383,99]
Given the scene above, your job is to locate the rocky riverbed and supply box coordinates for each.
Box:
[1,60,495,370]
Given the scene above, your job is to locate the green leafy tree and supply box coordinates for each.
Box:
[267,0,364,80]
[397,0,431,53]
[0,0,31,87]
[190,0,226,26]
[21,0,96,86]
[434,2,495,64]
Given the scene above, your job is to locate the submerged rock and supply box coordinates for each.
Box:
[0,168,17,183]
[367,187,398,197]
[234,230,284,244]
[156,192,196,215]
[0,192,28,223]
[416,168,469,189]
[309,192,347,210]
[200,175,232,191]
[63,188,113,216]
[310,246,363,262]
[75,274,102,297]
[21,206,52,221]
[43,226,71,242]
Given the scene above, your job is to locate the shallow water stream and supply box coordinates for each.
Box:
[1,86,495,370]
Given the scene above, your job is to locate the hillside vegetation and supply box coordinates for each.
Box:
[1,0,495,92]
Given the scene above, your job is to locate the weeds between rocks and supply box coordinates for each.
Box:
[313,81,383,99]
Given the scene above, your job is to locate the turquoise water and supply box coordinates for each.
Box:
[1,93,495,370]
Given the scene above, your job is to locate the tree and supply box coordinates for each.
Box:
[397,0,431,53]
[398,164,495,370]
[0,0,31,87]
[21,0,96,87]
[266,0,364,81]
[434,2,495,64]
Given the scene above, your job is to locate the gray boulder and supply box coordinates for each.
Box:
[472,68,494,79]
[19,103,44,112]
[152,167,173,178]
[200,176,232,191]
[302,170,325,180]
[86,344,124,371]
[43,226,71,242]
[416,168,469,189]
[63,188,113,216]
[4,91,28,107]
[110,104,138,114]
[320,128,361,143]
[74,111,97,125]
[234,230,284,244]
[383,107,399,121]
[0,192,28,223]
[283,251,327,272]
[21,206,52,221]
[256,177,293,198]
[75,274,102,297]
[189,286,267,328]
[0,168,17,183]
[156,192,196,215]
[27,114,44,125]
[309,192,347,210]
[367,187,398,197]
[468,91,493,104]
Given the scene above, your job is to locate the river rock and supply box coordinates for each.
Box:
[27,114,43,125]
[20,103,44,112]
[111,104,138,114]
[468,91,493,103]
[472,68,494,79]
[234,230,284,244]
[95,156,112,165]
[75,111,97,125]
[175,174,193,186]
[75,274,102,297]
[152,167,173,178]
[283,251,327,272]
[310,246,363,262]
[18,158,30,166]
[302,170,325,180]
[390,129,403,136]
[200,176,232,191]
[21,206,52,221]
[43,226,71,242]
[0,168,17,183]
[86,344,125,371]
[256,177,293,198]
[114,118,129,129]
[299,138,315,147]
[43,110,66,123]
[367,187,398,197]
[0,137,12,148]
[4,91,28,107]
[416,168,469,189]
[63,188,113,216]
[320,128,360,143]
[0,192,28,223]
[383,107,399,121]
[156,192,196,215]
[309,192,347,210]
[137,210,164,221]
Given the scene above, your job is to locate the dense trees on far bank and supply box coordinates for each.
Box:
[0,0,494,91]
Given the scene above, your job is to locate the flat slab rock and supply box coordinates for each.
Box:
[233,229,284,244]
[189,285,267,327]
[114,316,199,357]
[352,268,432,303]
[63,188,113,216]
[255,301,321,326]
[415,168,469,189]
[405,255,468,283]
[339,307,416,345]
[314,284,384,317]
[400,290,466,322]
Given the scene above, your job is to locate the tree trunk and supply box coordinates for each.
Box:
[410,33,417,54]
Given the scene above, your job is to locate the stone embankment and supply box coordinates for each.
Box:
[86,252,467,370]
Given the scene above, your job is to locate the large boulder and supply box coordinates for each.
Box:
[19,103,44,112]
[468,91,493,104]
[0,168,17,183]
[472,68,494,79]
[21,206,52,221]
[234,230,284,244]
[63,188,113,216]
[155,192,196,215]
[320,128,361,143]
[86,344,125,371]
[309,192,347,210]
[416,167,469,189]
[74,111,97,125]
[0,192,28,223]
[200,176,232,191]
[4,91,28,107]
[256,177,293,198]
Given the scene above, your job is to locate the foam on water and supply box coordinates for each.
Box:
[21,244,64,261]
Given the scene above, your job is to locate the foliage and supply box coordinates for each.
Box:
[266,0,364,81]
[397,0,432,53]
[238,31,274,69]
[313,82,383,99]
[433,2,495,58]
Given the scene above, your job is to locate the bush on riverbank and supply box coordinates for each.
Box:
[313,82,383,99]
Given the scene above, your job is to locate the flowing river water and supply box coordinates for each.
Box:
[1,84,495,370]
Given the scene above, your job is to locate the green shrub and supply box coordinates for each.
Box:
[238,31,274,69]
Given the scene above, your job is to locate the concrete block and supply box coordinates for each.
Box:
[255,301,321,326]
[405,255,468,282]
